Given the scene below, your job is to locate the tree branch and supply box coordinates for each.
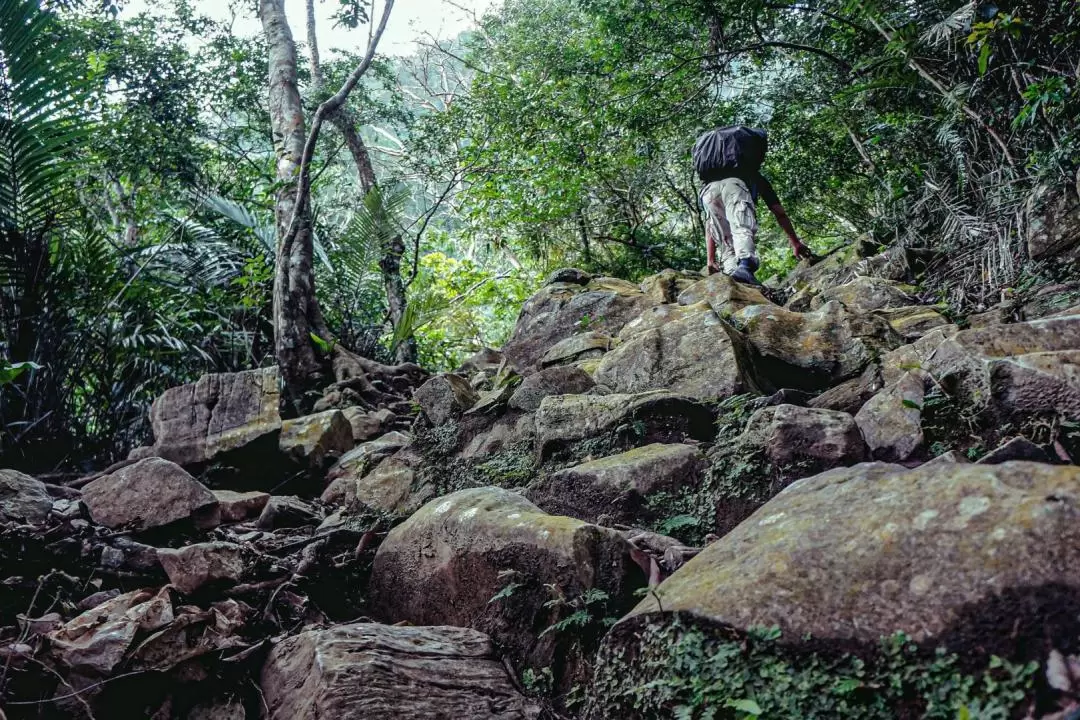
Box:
[282,0,395,248]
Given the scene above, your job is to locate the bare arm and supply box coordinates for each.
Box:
[759,176,815,260]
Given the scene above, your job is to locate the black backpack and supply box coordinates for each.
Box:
[692,126,768,182]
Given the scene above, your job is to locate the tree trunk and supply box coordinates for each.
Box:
[305,0,416,364]
[259,0,326,410]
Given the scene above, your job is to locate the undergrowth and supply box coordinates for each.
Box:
[588,618,1038,719]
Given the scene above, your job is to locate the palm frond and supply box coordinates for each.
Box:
[920,2,975,47]
[0,0,89,234]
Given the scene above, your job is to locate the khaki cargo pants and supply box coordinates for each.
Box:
[700,177,758,274]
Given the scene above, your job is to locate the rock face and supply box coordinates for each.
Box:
[534,390,714,462]
[502,276,653,373]
[811,276,917,313]
[705,404,869,535]
[1027,184,1080,260]
[0,469,52,525]
[325,447,431,516]
[627,461,1080,652]
[921,315,1080,427]
[727,301,900,392]
[508,365,595,412]
[81,458,219,531]
[143,367,281,467]
[369,488,639,676]
[157,542,245,594]
[528,443,707,526]
[279,409,353,469]
[855,370,927,462]
[595,305,745,400]
[212,490,270,523]
[414,373,480,425]
[325,431,411,489]
[260,623,540,720]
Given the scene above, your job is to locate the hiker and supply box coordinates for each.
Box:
[692,125,815,284]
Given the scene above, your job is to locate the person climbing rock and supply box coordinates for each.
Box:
[693,125,816,284]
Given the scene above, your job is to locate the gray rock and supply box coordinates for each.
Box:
[625,461,1080,650]
[726,300,901,393]
[538,332,613,368]
[595,305,745,401]
[369,488,639,685]
[1027,184,1080,260]
[528,443,707,526]
[534,391,715,462]
[325,431,411,487]
[280,409,354,469]
[80,458,219,532]
[260,622,540,720]
[0,469,52,525]
[144,367,281,467]
[414,373,480,425]
[855,370,927,462]
[157,542,245,594]
[509,366,596,412]
[256,496,320,530]
[213,490,271,523]
[976,437,1050,464]
[502,277,653,373]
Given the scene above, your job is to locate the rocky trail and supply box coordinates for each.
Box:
[3,242,1080,719]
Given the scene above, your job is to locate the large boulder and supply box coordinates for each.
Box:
[1026,183,1080,260]
[589,460,1080,718]
[508,366,595,412]
[920,315,1080,430]
[527,443,707,527]
[810,276,918,313]
[260,623,540,720]
[279,409,354,470]
[726,301,900,393]
[414,373,479,425]
[533,391,715,463]
[626,461,1080,647]
[142,367,280,467]
[594,304,745,401]
[855,370,927,462]
[369,488,641,684]
[80,458,219,532]
[502,275,654,373]
[0,469,52,525]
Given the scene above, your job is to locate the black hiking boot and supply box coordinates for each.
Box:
[729,257,761,285]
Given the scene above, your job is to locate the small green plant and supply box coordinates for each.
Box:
[489,569,525,604]
[522,666,554,695]
[540,587,614,637]
[0,360,40,386]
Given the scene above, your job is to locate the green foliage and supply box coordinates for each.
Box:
[540,587,614,638]
[589,619,1038,719]
[406,249,536,370]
